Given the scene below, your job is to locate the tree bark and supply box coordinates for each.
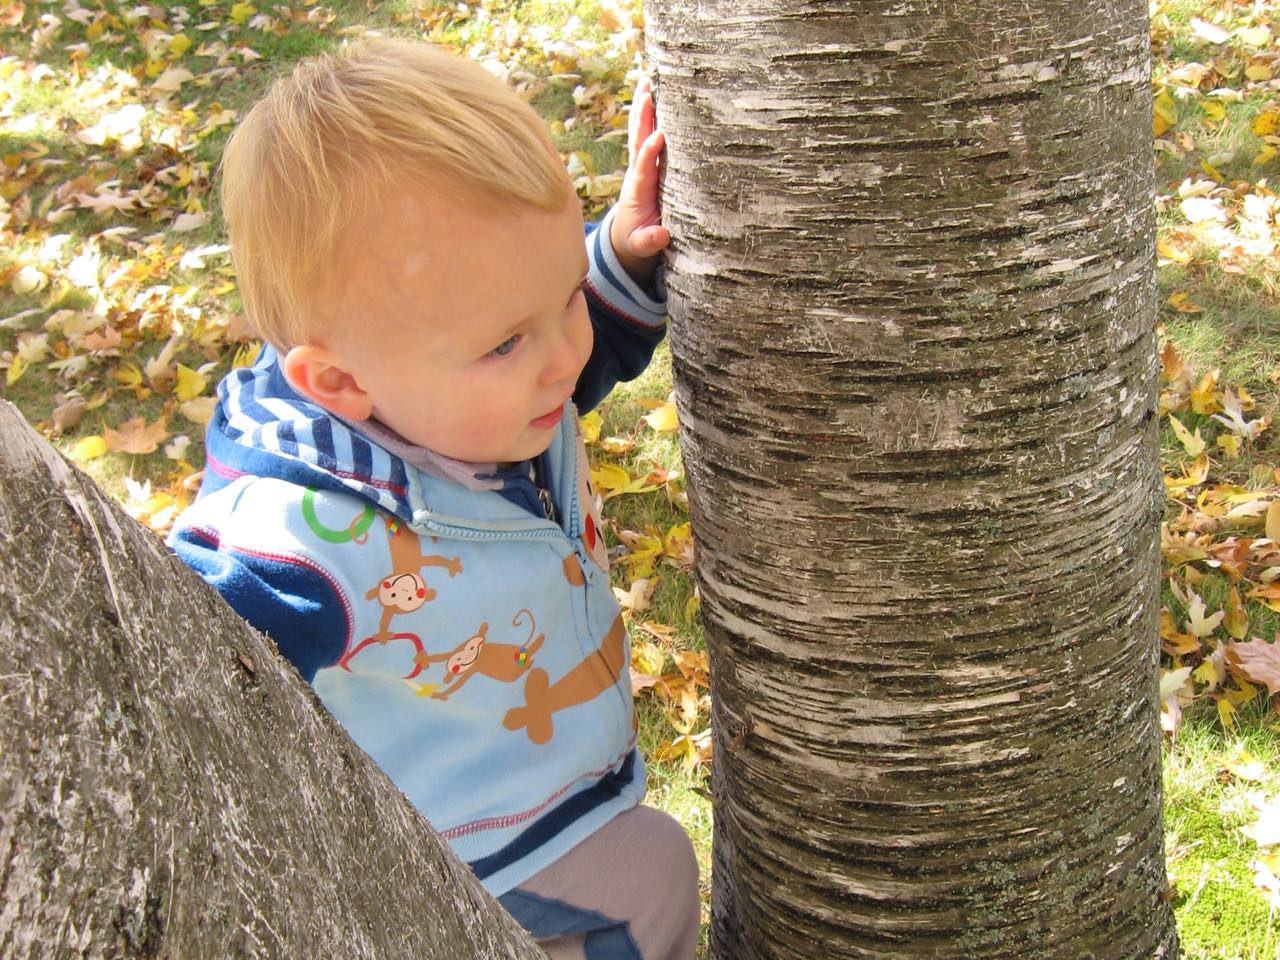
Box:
[0,402,542,959]
[646,2,1177,957]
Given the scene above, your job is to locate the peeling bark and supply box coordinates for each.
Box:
[0,402,541,959]
[646,1,1177,957]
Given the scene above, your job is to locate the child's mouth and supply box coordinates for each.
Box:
[530,405,563,429]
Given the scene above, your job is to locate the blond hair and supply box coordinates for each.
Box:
[219,38,571,349]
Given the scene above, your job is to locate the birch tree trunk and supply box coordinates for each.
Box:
[0,402,541,959]
[646,2,1177,957]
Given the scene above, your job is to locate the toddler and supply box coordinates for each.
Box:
[168,38,699,960]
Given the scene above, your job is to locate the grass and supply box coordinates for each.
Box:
[1166,699,1280,958]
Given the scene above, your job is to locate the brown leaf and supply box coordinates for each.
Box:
[50,396,87,435]
[1224,638,1280,694]
[103,416,171,455]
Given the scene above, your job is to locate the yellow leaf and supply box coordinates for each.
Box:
[631,639,665,676]
[231,342,261,368]
[1254,109,1280,137]
[112,363,144,389]
[590,463,659,500]
[1200,101,1227,125]
[1156,236,1193,264]
[229,2,256,23]
[1256,144,1278,167]
[180,397,217,425]
[1239,26,1273,47]
[1223,752,1266,781]
[1167,290,1203,313]
[1154,91,1177,138]
[1266,500,1280,542]
[1168,415,1206,456]
[1165,453,1210,495]
[1191,369,1221,415]
[1194,656,1225,691]
[579,409,602,444]
[6,354,27,386]
[684,591,701,622]
[1218,697,1237,729]
[70,435,108,461]
[1225,587,1250,640]
[642,401,679,433]
[1247,64,1274,83]
[174,363,208,402]
[1218,433,1242,459]
[167,33,192,56]
[654,735,699,767]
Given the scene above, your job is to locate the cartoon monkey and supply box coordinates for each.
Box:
[366,515,461,641]
[414,609,544,701]
[503,613,626,745]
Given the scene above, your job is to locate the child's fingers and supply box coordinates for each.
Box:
[629,75,656,166]
[629,129,665,198]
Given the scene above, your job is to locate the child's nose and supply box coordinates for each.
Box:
[539,310,592,388]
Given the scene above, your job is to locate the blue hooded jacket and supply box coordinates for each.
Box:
[169,214,666,894]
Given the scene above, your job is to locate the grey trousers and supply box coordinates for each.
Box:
[498,804,701,960]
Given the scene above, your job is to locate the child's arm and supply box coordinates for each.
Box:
[572,75,671,413]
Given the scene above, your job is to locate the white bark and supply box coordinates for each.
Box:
[647,1,1177,956]
[0,401,542,959]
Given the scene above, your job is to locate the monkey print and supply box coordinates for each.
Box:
[414,609,544,701]
[504,613,626,745]
[366,514,462,641]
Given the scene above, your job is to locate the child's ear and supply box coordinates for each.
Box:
[281,344,373,421]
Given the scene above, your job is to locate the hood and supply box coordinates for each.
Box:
[200,347,577,538]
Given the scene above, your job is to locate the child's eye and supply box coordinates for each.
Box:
[490,335,521,358]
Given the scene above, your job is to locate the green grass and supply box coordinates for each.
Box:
[1165,701,1280,959]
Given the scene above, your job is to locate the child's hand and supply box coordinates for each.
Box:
[610,74,670,286]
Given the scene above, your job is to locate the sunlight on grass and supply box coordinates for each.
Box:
[1165,702,1280,959]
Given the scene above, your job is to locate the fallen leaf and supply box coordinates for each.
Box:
[172,211,209,232]
[579,409,602,444]
[1243,795,1280,847]
[1254,109,1280,137]
[1224,638,1280,693]
[103,416,171,455]
[175,364,208,402]
[1168,415,1206,456]
[1224,587,1250,639]
[153,67,194,93]
[1191,369,1221,415]
[50,396,87,435]
[643,401,679,433]
[613,577,655,613]
[1224,752,1267,782]
[1191,18,1230,45]
[1238,25,1273,47]
[69,435,108,461]
[1186,592,1225,637]
[180,397,217,425]
[1160,340,1185,382]
[1160,664,1194,734]
[1268,501,1280,543]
